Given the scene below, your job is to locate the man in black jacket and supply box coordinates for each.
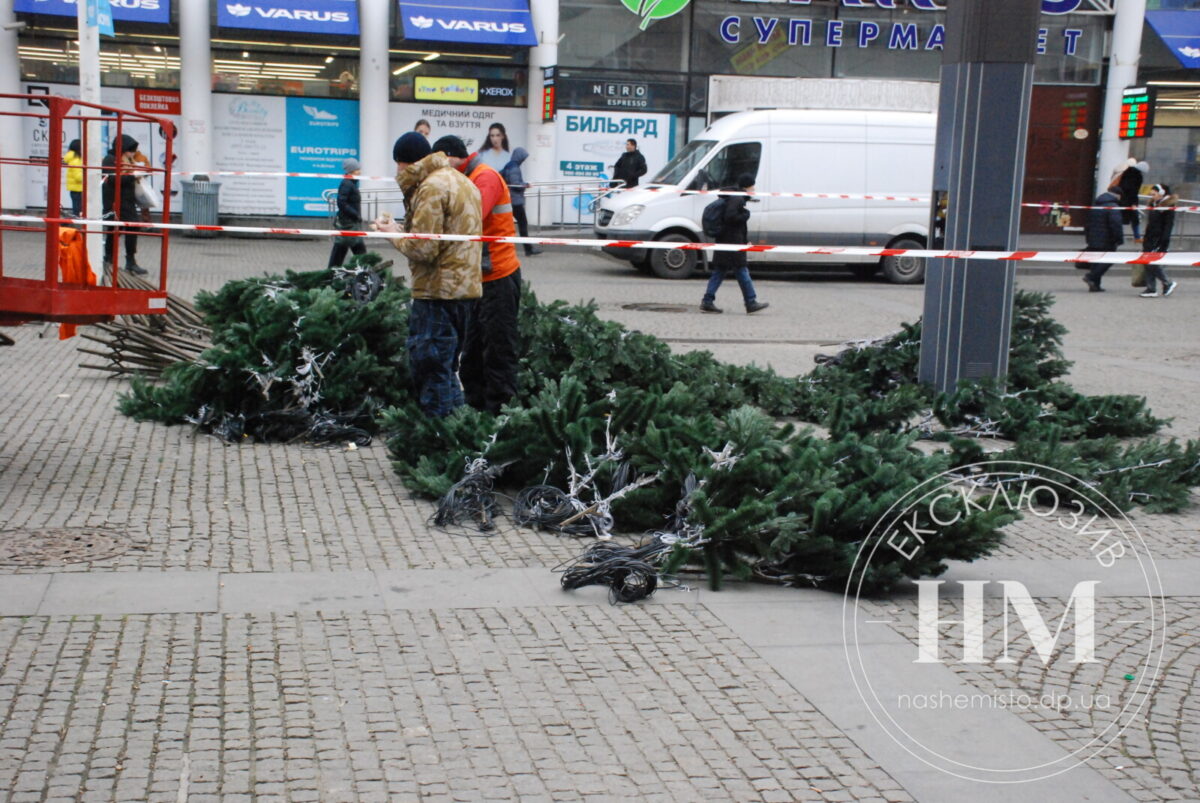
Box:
[611,138,647,188]
[700,174,768,314]
[1078,190,1124,292]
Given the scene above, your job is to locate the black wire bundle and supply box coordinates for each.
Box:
[512,485,597,536]
[332,265,385,305]
[558,538,673,603]
[432,462,503,534]
[202,408,373,446]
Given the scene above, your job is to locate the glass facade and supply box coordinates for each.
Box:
[15,6,528,102]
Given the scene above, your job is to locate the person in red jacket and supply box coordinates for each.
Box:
[431,135,523,413]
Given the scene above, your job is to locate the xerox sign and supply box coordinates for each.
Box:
[218,0,359,35]
[399,0,538,47]
[14,0,169,24]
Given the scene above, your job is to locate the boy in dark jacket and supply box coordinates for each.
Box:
[1140,183,1178,298]
[1078,190,1123,292]
[328,158,366,267]
[700,174,768,314]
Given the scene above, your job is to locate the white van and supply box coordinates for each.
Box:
[593,108,936,283]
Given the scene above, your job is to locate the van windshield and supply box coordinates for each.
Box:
[650,140,716,186]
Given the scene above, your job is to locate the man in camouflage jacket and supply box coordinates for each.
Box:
[376,132,483,416]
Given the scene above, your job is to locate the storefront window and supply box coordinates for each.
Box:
[19,36,180,90]
[559,0,689,72]
[690,0,835,79]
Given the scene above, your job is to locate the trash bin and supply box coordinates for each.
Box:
[181,177,221,237]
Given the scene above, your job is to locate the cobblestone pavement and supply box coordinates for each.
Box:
[1,231,1198,800]
[865,597,1200,801]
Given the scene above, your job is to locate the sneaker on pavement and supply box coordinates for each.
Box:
[1139,290,1160,298]
[1083,276,1103,292]
[526,246,543,256]
[700,301,723,313]
[125,262,148,276]
[746,301,769,313]
[1164,280,1177,296]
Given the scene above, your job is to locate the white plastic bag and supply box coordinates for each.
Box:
[133,178,160,210]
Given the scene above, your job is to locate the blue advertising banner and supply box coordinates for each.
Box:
[218,0,359,35]
[14,0,170,25]
[285,97,358,217]
[1145,11,1200,70]
[399,0,537,47]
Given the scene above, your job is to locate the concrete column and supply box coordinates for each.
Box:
[180,0,213,179]
[1096,0,1148,195]
[525,0,558,226]
[0,4,26,210]
[918,0,1041,393]
[78,1,105,271]
[359,0,391,197]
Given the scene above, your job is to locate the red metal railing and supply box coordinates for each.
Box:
[0,94,174,325]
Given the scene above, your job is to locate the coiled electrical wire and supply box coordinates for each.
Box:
[558,541,660,603]
[512,485,598,536]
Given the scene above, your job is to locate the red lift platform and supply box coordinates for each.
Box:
[0,94,174,329]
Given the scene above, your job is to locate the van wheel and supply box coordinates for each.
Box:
[880,237,926,284]
[650,233,698,279]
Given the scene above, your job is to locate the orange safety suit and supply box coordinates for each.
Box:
[58,227,96,340]
[462,153,520,281]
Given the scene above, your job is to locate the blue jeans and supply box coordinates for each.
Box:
[703,264,757,306]
[408,298,474,417]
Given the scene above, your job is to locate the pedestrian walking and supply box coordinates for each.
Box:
[501,146,542,256]
[102,134,145,276]
[611,138,647,189]
[328,157,367,268]
[478,123,510,172]
[373,132,483,417]
[432,135,523,414]
[1077,189,1123,292]
[700,173,768,314]
[1109,159,1147,241]
[63,138,83,216]
[1140,183,1179,298]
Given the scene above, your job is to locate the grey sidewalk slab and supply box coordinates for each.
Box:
[0,574,51,615]
[709,599,1136,802]
[219,570,385,614]
[37,570,219,615]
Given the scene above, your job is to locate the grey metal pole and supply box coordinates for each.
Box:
[917,0,1041,393]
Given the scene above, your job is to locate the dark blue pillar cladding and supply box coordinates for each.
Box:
[918,0,1041,393]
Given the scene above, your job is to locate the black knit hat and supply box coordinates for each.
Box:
[431,135,469,159]
[736,172,756,189]
[393,131,431,165]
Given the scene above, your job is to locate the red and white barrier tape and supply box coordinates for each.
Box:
[6,213,1200,267]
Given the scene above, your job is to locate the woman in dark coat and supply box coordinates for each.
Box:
[101,134,144,275]
[1140,183,1178,298]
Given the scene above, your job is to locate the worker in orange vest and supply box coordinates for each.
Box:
[431,135,522,414]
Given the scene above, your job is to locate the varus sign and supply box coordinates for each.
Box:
[218,0,359,35]
[398,0,538,47]
[13,0,169,24]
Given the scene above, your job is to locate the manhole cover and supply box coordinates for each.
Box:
[0,527,133,566]
[621,302,691,313]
